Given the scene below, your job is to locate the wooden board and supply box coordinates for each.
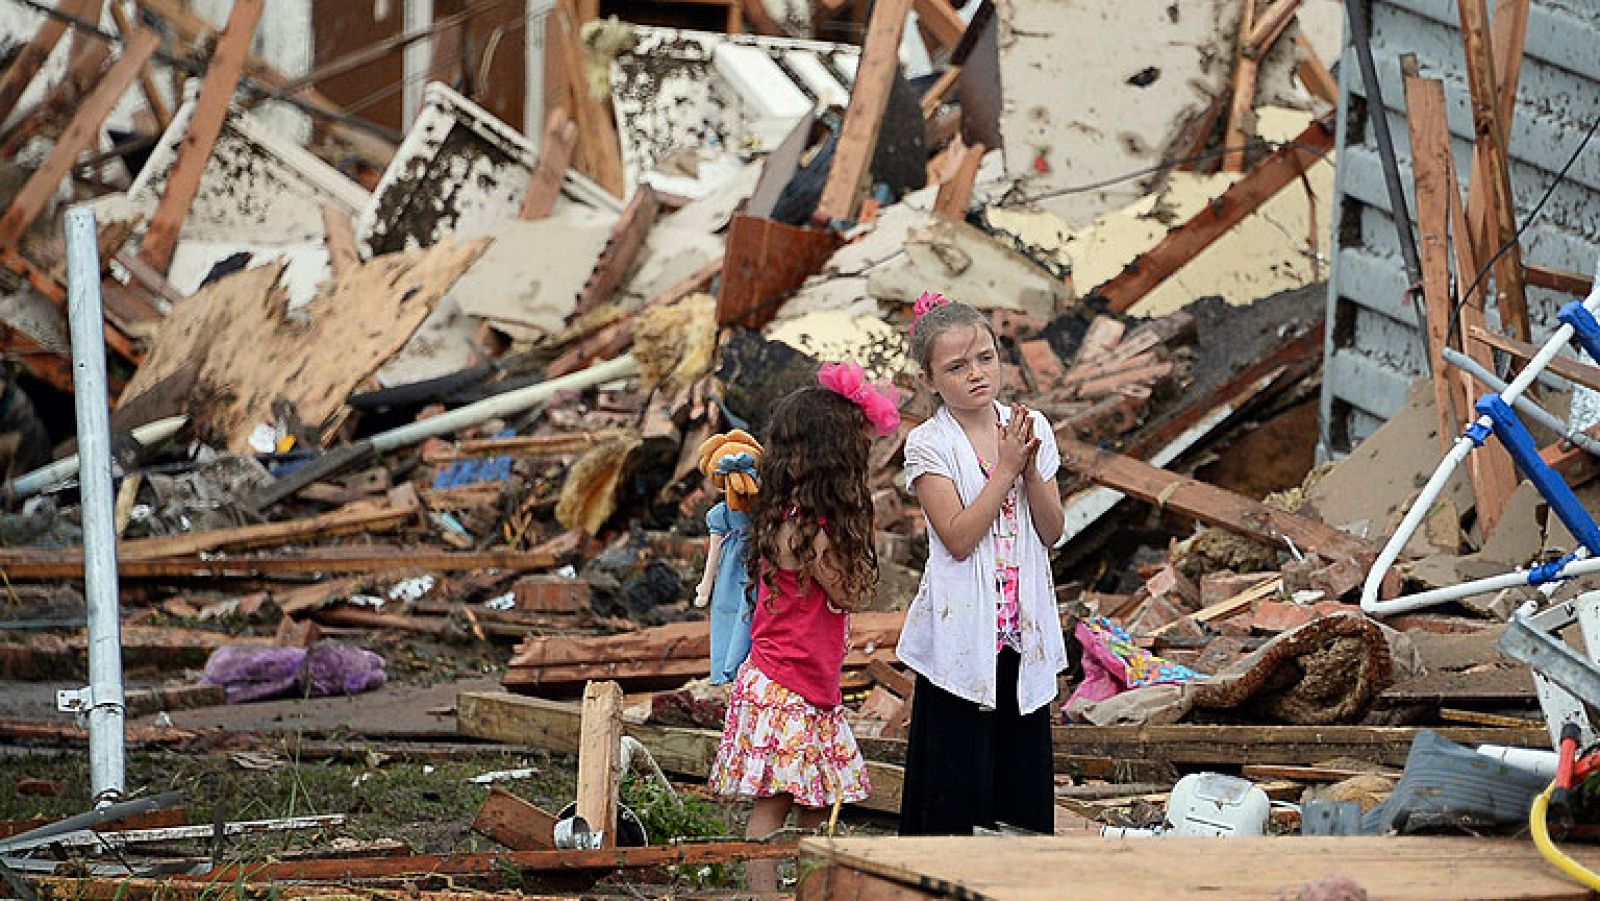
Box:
[799,835,1600,900]
[1406,72,1467,455]
[0,548,553,580]
[458,690,904,815]
[0,0,98,123]
[1051,724,1547,768]
[121,238,486,452]
[576,680,624,848]
[812,0,914,224]
[519,110,577,220]
[472,786,559,850]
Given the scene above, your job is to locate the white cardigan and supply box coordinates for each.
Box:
[896,403,1068,714]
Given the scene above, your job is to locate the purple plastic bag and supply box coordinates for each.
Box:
[203,641,385,703]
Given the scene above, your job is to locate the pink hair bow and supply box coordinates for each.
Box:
[913,291,949,322]
[817,361,901,437]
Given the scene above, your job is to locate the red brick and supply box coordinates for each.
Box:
[1144,564,1199,608]
[513,575,591,613]
[1018,339,1068,390]
[1250,600,1317,634]
[991,310,1046,342]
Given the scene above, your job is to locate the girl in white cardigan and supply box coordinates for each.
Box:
[896,293,1068,836]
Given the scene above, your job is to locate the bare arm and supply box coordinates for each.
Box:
[915,472,1014,561]
[694,531,725,608]
[807,529,862,611]
[1023,468,1064,547]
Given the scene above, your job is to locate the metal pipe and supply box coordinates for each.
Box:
[64,206,125,804]
[1345,1,1423,302]
[6,415,187,500]
[1442,347,1600,457]
[0,791,182,853]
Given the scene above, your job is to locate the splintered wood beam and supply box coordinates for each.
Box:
[1457,0,1529,342]
[0,0,98,124]
[1089,115,1333,313]
[1525,264,1594,297]
[552,0,626,199]
[519,109,578,220]
[138,0,264,275]
[1469,326,1600,394]
[813,0,915,224]
[136,0,397,167]
[576,680,624,849]
[911,0,966,52]
[1221,0,1259,172]
[1244,0,1302,58]
[1293,33,1339,105]
[0,39,110,160]
[0,29,159,251]
[1405,71,1466,454]
[573,185,659,319]
[320,204,359,277]
[108,0,170,132]
[1465,0,1529,258]
[1057,436,1377,569]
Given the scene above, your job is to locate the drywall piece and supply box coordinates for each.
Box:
[766,310,907,379]
[867,216,1071,320]
[356,83,618,258]
[449,217,615,336]
[166,241,331,311]
[609,26,861,195]
[657,160,764,234]
[619,225,725,304]
[126,98,369,246]
[775,276,881,321]
[997,0,1234,228]
[376,294,482,388]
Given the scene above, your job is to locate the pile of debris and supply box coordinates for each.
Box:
[2,0,1595,895]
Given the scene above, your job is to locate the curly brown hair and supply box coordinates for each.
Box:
[748,384,878,611]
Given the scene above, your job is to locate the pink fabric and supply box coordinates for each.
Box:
[1068,621,1131,706]
[817,361,901,437]
[913,291,949,321]
[748,566,849,709]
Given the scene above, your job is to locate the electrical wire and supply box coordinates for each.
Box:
[1444,114,1600,349]
[1531,781,1600,890]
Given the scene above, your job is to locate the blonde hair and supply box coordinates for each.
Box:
[908,300,1000,372]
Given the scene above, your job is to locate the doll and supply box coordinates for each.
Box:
[694,429,763,684]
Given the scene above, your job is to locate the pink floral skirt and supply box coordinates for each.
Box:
[709,663,871,808]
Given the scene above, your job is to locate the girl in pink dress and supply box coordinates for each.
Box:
[709,363,899,892]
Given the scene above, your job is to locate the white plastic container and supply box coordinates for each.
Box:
[1162,773,1270,837]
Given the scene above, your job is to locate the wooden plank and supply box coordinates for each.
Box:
[866,658,915,697]
[320,204,359,277]
[552,0,625,199]
[1456,0,1529,343]
[576,681,624,848]
[1465,0,1530,261]
[0,28,159,250]
[1147,576,1280,638]
[1293,33,1339,106]
[519,110,578,220]
[1469,325,1600,394]
[1221,0,1258,172]
[798,835,1600,900]
[187,840,798,884]
[1051,724,1547,767]
[137,0,263,275]
[573,186,659,319]
[1405,71,1468,455]
[1525,263,1593,297]
[1244,0,1301,58]
[933,140,984,219]
[812,0,915,224]
[1057,436,1376,572]
[458,691,905,815]
[799,862,931,901]
[0,548,555,580]
[119,498,416,561]
[919,65,963,119]
[910,0,965,52]
[108,0,171,132]
[1089,115,1333,313]
[0,0,97,124]
[472,786,559,850]
[0,37,110,160]
[504,647,899,692]
[1240,763,1401,783]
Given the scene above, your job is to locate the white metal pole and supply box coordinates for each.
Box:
[63,205,125,803]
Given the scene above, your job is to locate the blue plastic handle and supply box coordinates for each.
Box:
[1477,394,1600,554]
[1559,302,1600,364]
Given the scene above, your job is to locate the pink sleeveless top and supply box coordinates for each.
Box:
[747,566,848,709]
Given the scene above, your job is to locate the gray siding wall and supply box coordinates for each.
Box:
[1320,0,1600,455]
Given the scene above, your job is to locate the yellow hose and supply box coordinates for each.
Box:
[1531,781,1600,890]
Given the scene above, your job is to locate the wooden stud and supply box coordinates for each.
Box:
[919,64,963,119]
[1089,115,1333,313]
[0,0,98,124]
[0,548,556,581]
[137,0,264,275]
[1404,71,1467,454]
[320,204,359,277]
[1221,0,1259,172]
[933,140,984,219]
[1465,0,1529,259]
[1469,326,1600,395]
[0,38,110,160]
[108,0,170,133]
[576,680,624,849]
[1456,0,1529,343]
[1244,0,1302,58]
[1524,264,1594,297]
[551,0,626,200]
[1293,33,1339,106]
[812,0,915,224]
[472,787,559,850]
[519,110,578,220]
[911,0,966,53]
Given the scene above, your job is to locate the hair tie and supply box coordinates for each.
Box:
[817,361,901,437]
[913,291,949,323]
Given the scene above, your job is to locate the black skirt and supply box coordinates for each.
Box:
[898,647,1055,836]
